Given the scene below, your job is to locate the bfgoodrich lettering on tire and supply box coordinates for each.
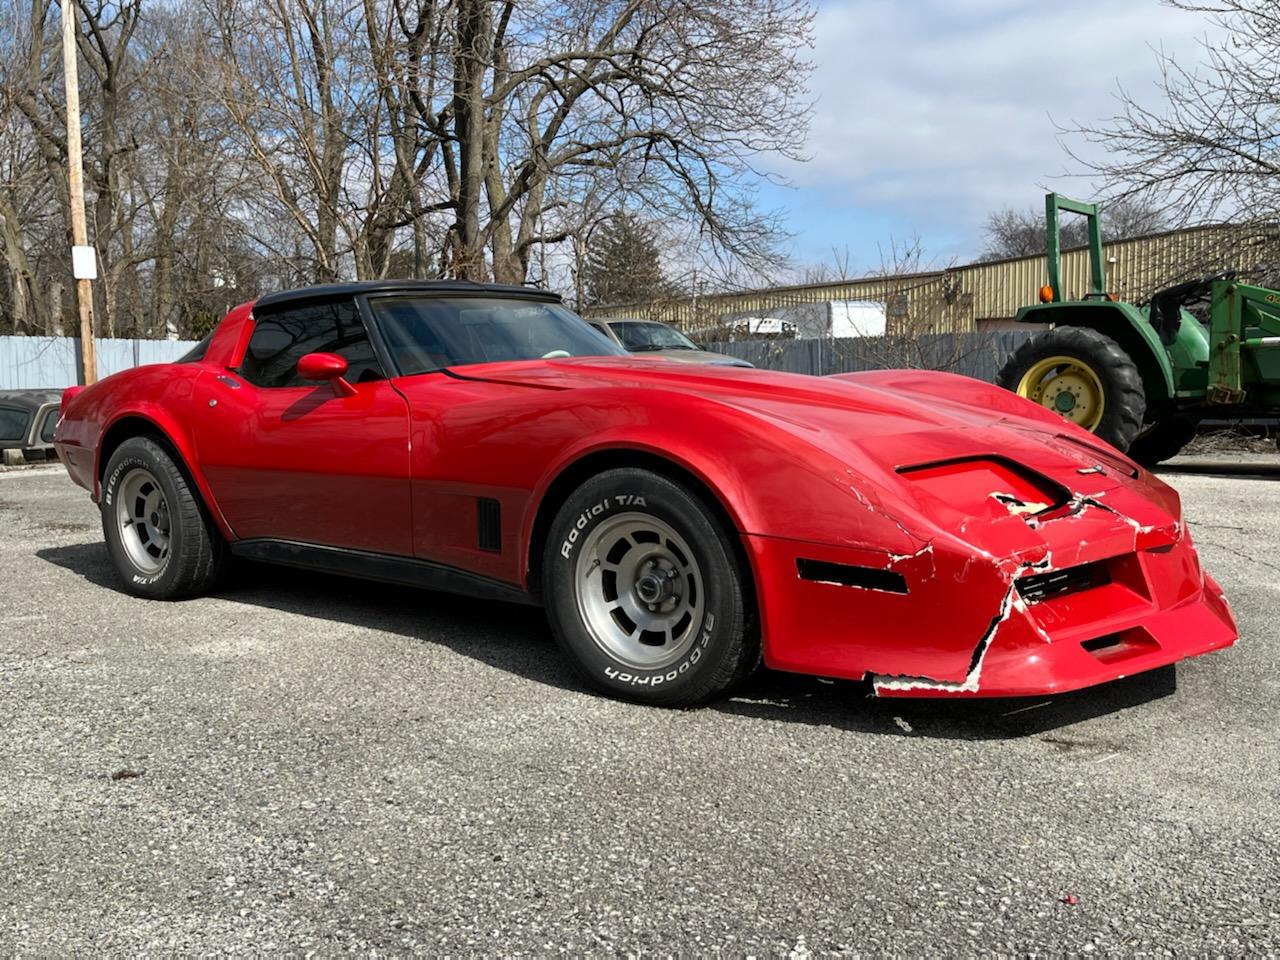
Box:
[101,436,226,600]
[542,467,758,706]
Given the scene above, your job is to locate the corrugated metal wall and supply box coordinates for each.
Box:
[585,223,1275,335]
[0,337,199,389]
[702,331,1035,380]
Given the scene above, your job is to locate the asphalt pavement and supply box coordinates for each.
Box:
[1,461,1278,954]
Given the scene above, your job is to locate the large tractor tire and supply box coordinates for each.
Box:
[997,327,1146,452]
[1126,417,1197,467]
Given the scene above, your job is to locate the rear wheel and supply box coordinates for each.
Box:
[542,468,758,706]
[997,326,1146,451]
[1127,417,1197,467]
[101,436,226,599]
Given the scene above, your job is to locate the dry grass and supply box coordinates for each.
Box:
[1184,426,1278,456]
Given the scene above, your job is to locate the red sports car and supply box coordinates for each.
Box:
[54,281,1236,705]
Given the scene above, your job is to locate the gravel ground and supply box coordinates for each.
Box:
[1,461,1278,954]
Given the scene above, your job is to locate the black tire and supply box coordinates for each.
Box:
[996,326,1146,452]
[1127,417,1197,467]
[542,468,759,706]
[101,436,226,600]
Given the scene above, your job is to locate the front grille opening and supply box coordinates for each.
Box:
[1081,628,1159,664]
[797,559,908,594]
[1081,634,1124,653]
[1016,560,1110,603]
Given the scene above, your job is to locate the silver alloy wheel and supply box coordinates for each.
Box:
[574,512,705,670]
[115,467,171,575]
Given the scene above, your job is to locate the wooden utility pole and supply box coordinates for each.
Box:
[61,0,96,384]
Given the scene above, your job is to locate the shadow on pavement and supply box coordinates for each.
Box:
[39,540,1177,740]
[36,540,576,691]
[718,665,1177,741]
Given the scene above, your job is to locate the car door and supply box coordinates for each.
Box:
[191,296,414,556]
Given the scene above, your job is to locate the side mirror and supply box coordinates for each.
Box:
[297,352,357,397]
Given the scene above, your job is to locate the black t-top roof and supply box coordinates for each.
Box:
[254,279,562,311]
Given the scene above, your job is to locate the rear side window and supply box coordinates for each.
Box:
[0,406,31,444]
[176,331,213,363]
[39,409,58,443]
[240,299,383,388]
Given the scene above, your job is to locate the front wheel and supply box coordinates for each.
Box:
[542,468,758,706]
[101,436,226,599]
[997,326,1146,452]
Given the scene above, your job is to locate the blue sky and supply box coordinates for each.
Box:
[763,0,1219,277]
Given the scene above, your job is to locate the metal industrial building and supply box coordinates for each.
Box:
[583,223,1279,338]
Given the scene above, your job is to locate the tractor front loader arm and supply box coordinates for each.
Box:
[1208,280,1280,405]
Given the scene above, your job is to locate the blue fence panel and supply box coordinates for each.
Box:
[0,336,199,389]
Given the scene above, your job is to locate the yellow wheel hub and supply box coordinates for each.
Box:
[1015,355,1106,430]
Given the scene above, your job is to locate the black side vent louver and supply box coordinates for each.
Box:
[477,498,502,553]
[796,558,908,594]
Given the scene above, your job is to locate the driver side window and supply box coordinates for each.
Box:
[240,299,383,388]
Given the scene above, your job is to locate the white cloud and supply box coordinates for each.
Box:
[776,0,1222,259]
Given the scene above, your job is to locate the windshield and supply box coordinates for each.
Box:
[610,321,698,351]
[371,296,624,374]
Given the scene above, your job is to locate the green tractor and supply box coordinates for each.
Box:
[996,193,1280,465]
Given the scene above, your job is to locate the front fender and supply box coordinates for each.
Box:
[522,390,931,580]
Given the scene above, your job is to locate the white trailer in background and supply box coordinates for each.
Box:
[829,300,888,338]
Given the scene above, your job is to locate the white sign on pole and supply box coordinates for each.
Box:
[71,245,97,280]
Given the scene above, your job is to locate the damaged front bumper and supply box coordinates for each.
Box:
[744,464,1238,698]
[868,567,1235,698]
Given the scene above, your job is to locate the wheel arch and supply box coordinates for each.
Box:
[96,411,235,540]
[524,446,755,608]
[1015,302,1175,408]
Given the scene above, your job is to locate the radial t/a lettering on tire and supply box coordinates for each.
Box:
[542,467,758,706]
[101,436,226,600]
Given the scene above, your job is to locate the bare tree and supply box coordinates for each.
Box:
[0,0,814,336]
[447,0,814,283]
[980,198,1168,261]
[1066,0,1280,224]
[981,208,1085,260]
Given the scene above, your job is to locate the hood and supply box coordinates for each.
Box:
[449,355,1139,491]
[452,355,1001,436]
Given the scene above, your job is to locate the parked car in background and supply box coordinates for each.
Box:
[0,390,62,463]
[587,317,753,367]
